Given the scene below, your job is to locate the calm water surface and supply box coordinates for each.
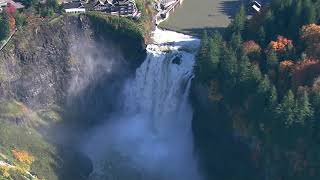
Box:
[160,0,242,34]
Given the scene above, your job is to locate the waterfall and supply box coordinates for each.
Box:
[84,28,201,180]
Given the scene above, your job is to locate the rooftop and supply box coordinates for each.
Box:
[0,0,24,9]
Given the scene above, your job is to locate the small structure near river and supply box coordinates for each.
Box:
[154,0,183,25]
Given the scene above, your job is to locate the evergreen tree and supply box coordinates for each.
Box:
[251,75,272,118]
[295,89,313,125]
[238,55,251,85]
[208,31,223,72]
[276,90,296,127]
[312,91,320,142]
[195,30,211,83]
[230,4,246,34]
[258,75,271,95]
[200,30,209,49]
[230,32,242,52]
[312,91,320,121]
[258,26,266,47]
[14,13,27,28]
[237,55,252,98]
[263,10,276,41]
[268,85,278,111]
[0,12,10,41]
[288,0,302,38]
[266,50,278,70]
[221,47,238,89]
[302,0,316,24]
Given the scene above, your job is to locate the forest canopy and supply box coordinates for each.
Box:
[194,0,320,179]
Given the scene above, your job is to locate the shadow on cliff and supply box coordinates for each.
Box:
[191,84,262,180]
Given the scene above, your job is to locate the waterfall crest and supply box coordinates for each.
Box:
[84,28,201,180]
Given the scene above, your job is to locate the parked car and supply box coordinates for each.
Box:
[249,1,262,13]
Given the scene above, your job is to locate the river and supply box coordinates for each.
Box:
[160,0,243,34]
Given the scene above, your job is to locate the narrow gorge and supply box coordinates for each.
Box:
[82,28,201,180]
[0,13,204,180]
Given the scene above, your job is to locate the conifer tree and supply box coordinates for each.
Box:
[230,4,246,34]
[195,30,211,83]
[221,47,238,89]
[266,50,278,70]
[276,90,296,127]
[230,32,242,52]
[0,12,10,41]
[302,0,316,25]
[295,89,313,125]
[258,26,266,47]
[208,31,223,72]
[268,85,278,111]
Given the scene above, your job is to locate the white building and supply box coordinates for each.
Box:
[65,7,86,13]
[63,1,86,13]
[0,0,7,12]
[0,0,24,12]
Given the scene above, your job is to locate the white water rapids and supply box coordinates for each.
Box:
[84,28,201,180]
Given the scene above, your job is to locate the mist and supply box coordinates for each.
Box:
[58,27,203,180]
[81,28,203,180]
[67,36,126,98]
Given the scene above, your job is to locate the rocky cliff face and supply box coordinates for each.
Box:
[0,15,145,113]
[0,14,146,180]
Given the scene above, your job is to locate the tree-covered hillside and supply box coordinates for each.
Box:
[194,0,320,179]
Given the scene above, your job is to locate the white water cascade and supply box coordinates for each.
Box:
[84,28,201,180]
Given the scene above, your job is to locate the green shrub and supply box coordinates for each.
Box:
[0,13,10,41]
[14,13,27,28]
[86,13,146,66]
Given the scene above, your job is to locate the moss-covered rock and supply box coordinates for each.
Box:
[0,119,58,180]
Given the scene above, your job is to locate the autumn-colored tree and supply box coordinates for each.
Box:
[292,58,320,87]
[268,35,293,52]
[4,3,16,32]
[280,60,294,71]
[5,3,16,15]
[12,149,35,165]
[8,15,15,32]
[242,40,261,56]
[301,24,320,58]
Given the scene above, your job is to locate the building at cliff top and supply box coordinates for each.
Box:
[63,0,141,18]
[0,0,24,12]
[63,1,86,13]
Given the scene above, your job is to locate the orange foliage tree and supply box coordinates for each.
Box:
[280,60,294,70]
[12,149,35,165]
[292,58,320,88]
[5,3,16,32]
[268,35,293,52]
[242,40,261,55]
[8,16,15,32]
[301,24,320,58]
